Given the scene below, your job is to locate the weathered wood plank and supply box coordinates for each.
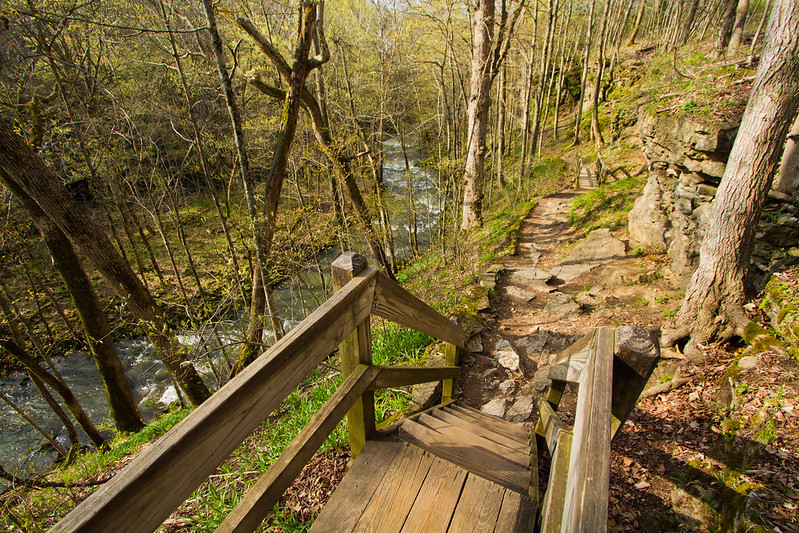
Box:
[447,474,505,532]
[445,404,530,443]
[536,398,569,454]
[400,456,468,532]
[333,254,375,459]
[539,430,573,533]
[561,327,614,532]
[369,365,460,391]
[397,418,530,493]
[428,408,528,453]
[351,443,433,533]
[493,487,537,532]
[611,326,660,438]
[217,365,381,533]
[548,331,595,383]
[372,272,466,348]
[442,342,459,403]
[308,434,405,533]
[415,413,529,465]
[51,268,379,533]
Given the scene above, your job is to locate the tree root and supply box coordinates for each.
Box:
[639,367,693,400]
[0,466,110,489]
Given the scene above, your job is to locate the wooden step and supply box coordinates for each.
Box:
[396,404,534,495]
[310,434,537,532]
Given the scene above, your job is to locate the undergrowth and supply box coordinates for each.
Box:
[569,174,645,232]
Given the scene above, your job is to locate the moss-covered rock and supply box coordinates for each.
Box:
[760,272,799,360]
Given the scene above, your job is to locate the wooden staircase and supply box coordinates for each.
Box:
[310,402,537,532]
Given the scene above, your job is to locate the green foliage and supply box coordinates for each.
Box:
[569,175,646,231]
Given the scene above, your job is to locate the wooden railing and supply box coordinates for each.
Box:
[535,326,660,532]
[51,252,464,533]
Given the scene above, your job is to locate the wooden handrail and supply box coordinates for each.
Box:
[537,327,659,532]
[51,253,464,533]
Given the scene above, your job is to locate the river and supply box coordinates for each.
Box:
[0,138,439,482]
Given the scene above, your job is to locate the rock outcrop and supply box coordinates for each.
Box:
[629,111,799,287]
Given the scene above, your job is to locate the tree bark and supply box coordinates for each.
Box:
[728,0,750,52]
[574,0,597,146]
[0,123,211,405]
[627,0,646,46]
[231,2,325,374]
[714,0,739,58]
[666,0,799,360]
[461,0,496,230]
[774,113,799,194]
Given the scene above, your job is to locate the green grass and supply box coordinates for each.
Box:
[569,175,646,232]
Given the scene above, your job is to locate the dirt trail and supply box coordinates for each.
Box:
[458,191,680,413]
[457,192,688,530]
[456,192,799,532]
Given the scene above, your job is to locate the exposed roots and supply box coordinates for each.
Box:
[663,279,751,361]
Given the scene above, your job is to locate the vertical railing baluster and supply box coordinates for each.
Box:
[331,252,375,458]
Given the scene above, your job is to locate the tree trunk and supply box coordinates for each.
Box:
[591,0,611,149]
[574,0,597,146]
[714,0,739,58]
[682,0,702,43]
[27,199,144,432]
[496,65,507,188]
[627,0,646,46]
[0,337,106,449]
[748,0,772,62]
[232,2,324,375]
[666,0,799,360]
[0,123,211,405]
[461,0,495,230]
[774,113,799,194]
[728,0,750,52]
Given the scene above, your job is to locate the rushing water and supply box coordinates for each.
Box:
[0,138,439,482]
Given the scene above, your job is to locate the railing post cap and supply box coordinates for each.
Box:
[332,252,368,275]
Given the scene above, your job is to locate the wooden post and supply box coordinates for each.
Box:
[331,252,375,458]
[441,342,458,403]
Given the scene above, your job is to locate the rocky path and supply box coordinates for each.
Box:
[458,191,679,420]
[455,191,697,531]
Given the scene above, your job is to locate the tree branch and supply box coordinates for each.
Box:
[236,17,292,81]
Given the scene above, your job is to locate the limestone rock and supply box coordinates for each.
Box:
[466,335,483,353]
[506,286,537,302]
[515,329,582,357]
[544,292,580,318]
[550,229,626,281]
[481,397,507,417]
[508,266,553,286]
[494,339,520,371]
[498,379,516,395]
[738,355,758,370]
[506,397,534,423]
[628,172,669,251]
[532,366,552,392]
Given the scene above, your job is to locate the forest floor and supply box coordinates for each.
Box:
[456,191,799,532]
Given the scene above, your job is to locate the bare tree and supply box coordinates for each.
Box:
[461,0,524,230]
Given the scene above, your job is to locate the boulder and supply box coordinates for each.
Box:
[506,397,534,423]
[494,339,520,372]
[481,398,507,417]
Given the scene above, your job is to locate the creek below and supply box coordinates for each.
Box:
[0,138,440,483]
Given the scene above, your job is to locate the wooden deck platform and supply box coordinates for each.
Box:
[310,403,537,532]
